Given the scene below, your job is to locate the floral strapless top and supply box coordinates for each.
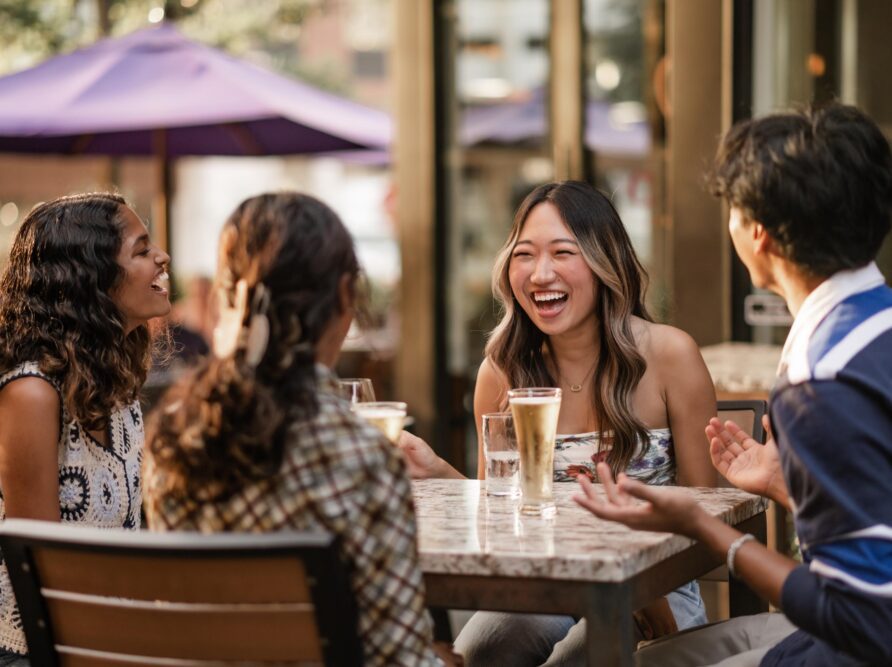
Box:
[553,427,675,485]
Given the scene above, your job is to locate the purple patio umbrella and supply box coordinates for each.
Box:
[0,23,392,246]
[0,23,391,156]
[460,89,650,157]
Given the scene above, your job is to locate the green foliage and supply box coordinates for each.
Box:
[0,0,89,72]
[0,0,347,96]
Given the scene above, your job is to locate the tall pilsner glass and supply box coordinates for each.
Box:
[507,388,562,516]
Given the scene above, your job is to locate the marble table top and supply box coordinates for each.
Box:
[413,479,767,583]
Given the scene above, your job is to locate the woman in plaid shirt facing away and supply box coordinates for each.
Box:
[143,192,461,666]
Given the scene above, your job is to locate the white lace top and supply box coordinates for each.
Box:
[0,362,143,654]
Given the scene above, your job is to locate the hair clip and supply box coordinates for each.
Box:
[244,283,270,368]
[212,278,271,369]
[212,279,249,360]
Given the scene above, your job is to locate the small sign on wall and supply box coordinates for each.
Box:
[744,294,793,326]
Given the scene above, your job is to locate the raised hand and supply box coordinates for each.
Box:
[573,463,707,538]
[706,415,790,509]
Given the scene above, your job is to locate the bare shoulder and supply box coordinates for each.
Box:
[633,319,703,366]
[477,356,505,384]
[0,375,60,415]
[0,376,61,458]
[474,357,509,413]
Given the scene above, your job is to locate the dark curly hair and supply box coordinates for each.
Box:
[0,193,154,430]
[146,192,360,505]
[709,103,892,277]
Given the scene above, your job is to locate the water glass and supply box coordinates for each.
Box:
[338,378,376,404]
[482,412,520,498]
[352,401,407,444]
[507,387,562,516]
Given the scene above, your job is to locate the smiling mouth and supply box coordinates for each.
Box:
[151,272,169,296]
[532,290,568,314]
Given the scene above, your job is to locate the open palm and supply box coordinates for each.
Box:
[706,416,790,508]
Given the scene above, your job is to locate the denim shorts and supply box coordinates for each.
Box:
[454,581,707,667]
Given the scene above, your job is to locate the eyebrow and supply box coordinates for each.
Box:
[132,233,150,249]
[514,238,579,246]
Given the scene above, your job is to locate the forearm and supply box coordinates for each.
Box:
[690,511,796,607]
[766,480,793,513]
[432,457,465,479]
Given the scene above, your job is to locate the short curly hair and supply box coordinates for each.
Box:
[709,103,892,277]
[0,193,153,429]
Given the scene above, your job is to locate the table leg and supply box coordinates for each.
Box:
[584,584,635,667]
[428,607,452,642]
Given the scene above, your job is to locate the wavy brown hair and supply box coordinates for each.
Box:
[0,193,153,430]
[486,181,652,476]
[146,192,360,506]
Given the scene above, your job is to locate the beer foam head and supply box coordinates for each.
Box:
[352,406,406,418]
[508,396,561,405]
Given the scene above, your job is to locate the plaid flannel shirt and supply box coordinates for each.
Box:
[144,365,439,666]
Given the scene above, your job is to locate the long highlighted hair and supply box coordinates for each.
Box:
[486,181,652,475]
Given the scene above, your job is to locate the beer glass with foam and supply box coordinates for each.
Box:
[352,401,407,443]
[507,387,562,516]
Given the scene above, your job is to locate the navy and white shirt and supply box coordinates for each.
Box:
[761,263,892,667]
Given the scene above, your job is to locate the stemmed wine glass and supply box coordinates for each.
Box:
[337,378,376,404]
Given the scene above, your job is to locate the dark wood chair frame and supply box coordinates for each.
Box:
[0,520,364,666]
[717,399,768,444]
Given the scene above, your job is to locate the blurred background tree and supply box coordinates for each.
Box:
[0,0,347,93]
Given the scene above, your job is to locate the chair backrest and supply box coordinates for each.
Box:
[0,520,363,667]
[717,399,768,444]
[713,400,768,489]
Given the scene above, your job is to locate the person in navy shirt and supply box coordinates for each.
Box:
[574,102,892,666]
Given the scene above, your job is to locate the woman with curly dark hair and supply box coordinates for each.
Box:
[0,192,170,663]
[143,192,459,667]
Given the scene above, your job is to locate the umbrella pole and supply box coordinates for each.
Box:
[152,128,172,256]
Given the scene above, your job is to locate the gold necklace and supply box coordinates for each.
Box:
[562,360,598,393]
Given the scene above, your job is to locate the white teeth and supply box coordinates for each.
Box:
[533,291,566,303]
[152,272,169,291]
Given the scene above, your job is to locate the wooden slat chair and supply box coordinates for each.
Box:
[0,520,363,667]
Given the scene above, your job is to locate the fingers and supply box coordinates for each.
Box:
[394,431,409,451]
[723,421,757,450]
[574,474,624,519]
[573,491,650,523]
[576,474,599,501]
[709,438,736,475]
[597,462,622,504]
[573,476,606,515]
[762,414,773,440]
[615,474,661,505]
[707,416,756,448]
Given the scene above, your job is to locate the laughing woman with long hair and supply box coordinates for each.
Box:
[0,193,170,664]
[400,181,716,666]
